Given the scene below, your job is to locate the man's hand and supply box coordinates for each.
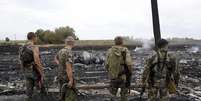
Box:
[54,55,59,65]
[67,80,73,88]
[37,71,44,88]
[55,60,59,65]
[33,46,44,78]
[66,62,74,88]
[41,75,44,83]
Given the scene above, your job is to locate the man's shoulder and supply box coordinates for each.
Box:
[24,44,38,53]
[106,47,113,53]
[111,46,129,51]
[146,51,157,63]
[123,47,130,53]
[122,46,129,49]
[61,47,71,52]
[58,47,72,56]
[149,51,157,58]
[167,52,177,62]
[167,52,176,58]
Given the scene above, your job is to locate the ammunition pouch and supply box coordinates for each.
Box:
[110,78,125,88]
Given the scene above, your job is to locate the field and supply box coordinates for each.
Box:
[0,40,27,45]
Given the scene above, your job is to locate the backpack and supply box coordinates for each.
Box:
[107,47,126,79]
[19,45,34,65]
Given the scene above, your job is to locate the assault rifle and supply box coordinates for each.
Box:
[118,51,132,88]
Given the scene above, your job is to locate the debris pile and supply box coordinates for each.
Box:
[0,45,201,101]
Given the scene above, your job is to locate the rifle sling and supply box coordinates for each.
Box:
[150,51,167,87]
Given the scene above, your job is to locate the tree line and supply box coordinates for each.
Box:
[35,26,79,44]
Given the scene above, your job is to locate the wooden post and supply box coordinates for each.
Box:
[151,0,161,45]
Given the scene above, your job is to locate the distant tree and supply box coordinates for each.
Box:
[43,30,56,44]
[55,26,76,39]
[5,37,10,42]
[35,29,45,44]
[34,26,78,44]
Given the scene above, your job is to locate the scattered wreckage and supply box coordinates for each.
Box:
[0,45,201,101]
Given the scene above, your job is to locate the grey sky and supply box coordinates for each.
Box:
[0,0,201,40]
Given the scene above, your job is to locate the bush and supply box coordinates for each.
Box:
[35,26,78,44]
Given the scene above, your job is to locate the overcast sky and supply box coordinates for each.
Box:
[0,0,201,40]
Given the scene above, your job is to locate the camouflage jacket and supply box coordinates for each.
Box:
[57,46,74,81]
[142,51,180,88]
[105,46,132,80]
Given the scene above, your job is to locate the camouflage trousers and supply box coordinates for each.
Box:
[109,79,128,101]
[148,87,169,101]
[59,79,77,101]
[25,77,46,101]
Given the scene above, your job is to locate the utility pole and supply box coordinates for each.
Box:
[151,0,161,45]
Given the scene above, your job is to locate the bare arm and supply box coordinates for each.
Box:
[54,54,59,64]
[142,63,150,85]
[66,62,73,87]
[141,56,154,85]
[33,46,44,76]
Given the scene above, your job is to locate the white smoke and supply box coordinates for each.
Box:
[134,39,154,52]
[142,39,154,49]
[188,46,200,53]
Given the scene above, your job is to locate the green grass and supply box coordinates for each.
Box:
[0,40,27,45]
[76,40,114,46]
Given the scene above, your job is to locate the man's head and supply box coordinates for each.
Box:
[65,36,75,47]
[157,39,169,52]
[114,36,123,45]
[27,32,37,44]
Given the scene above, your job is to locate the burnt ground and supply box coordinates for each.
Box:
[0,45,201,101]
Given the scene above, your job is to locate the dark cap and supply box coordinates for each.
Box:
[114,36,123,45]
[157,39,168,48]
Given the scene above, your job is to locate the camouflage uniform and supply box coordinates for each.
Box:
[57,46,77,101]
[105,46,132,101]
[20,44,41,101]
[142,50,179,101]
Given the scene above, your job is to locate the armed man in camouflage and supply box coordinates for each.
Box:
[55,36,77,101]
[19,32,44,101]
[105,36,133,101]
[142,39,180,101]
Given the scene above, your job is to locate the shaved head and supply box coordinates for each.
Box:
[65,36,75,45]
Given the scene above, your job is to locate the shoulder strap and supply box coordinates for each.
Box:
[148,51,168,86]
[120,49,130,73]
[122,50,126,64]
[156,51,167,72]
